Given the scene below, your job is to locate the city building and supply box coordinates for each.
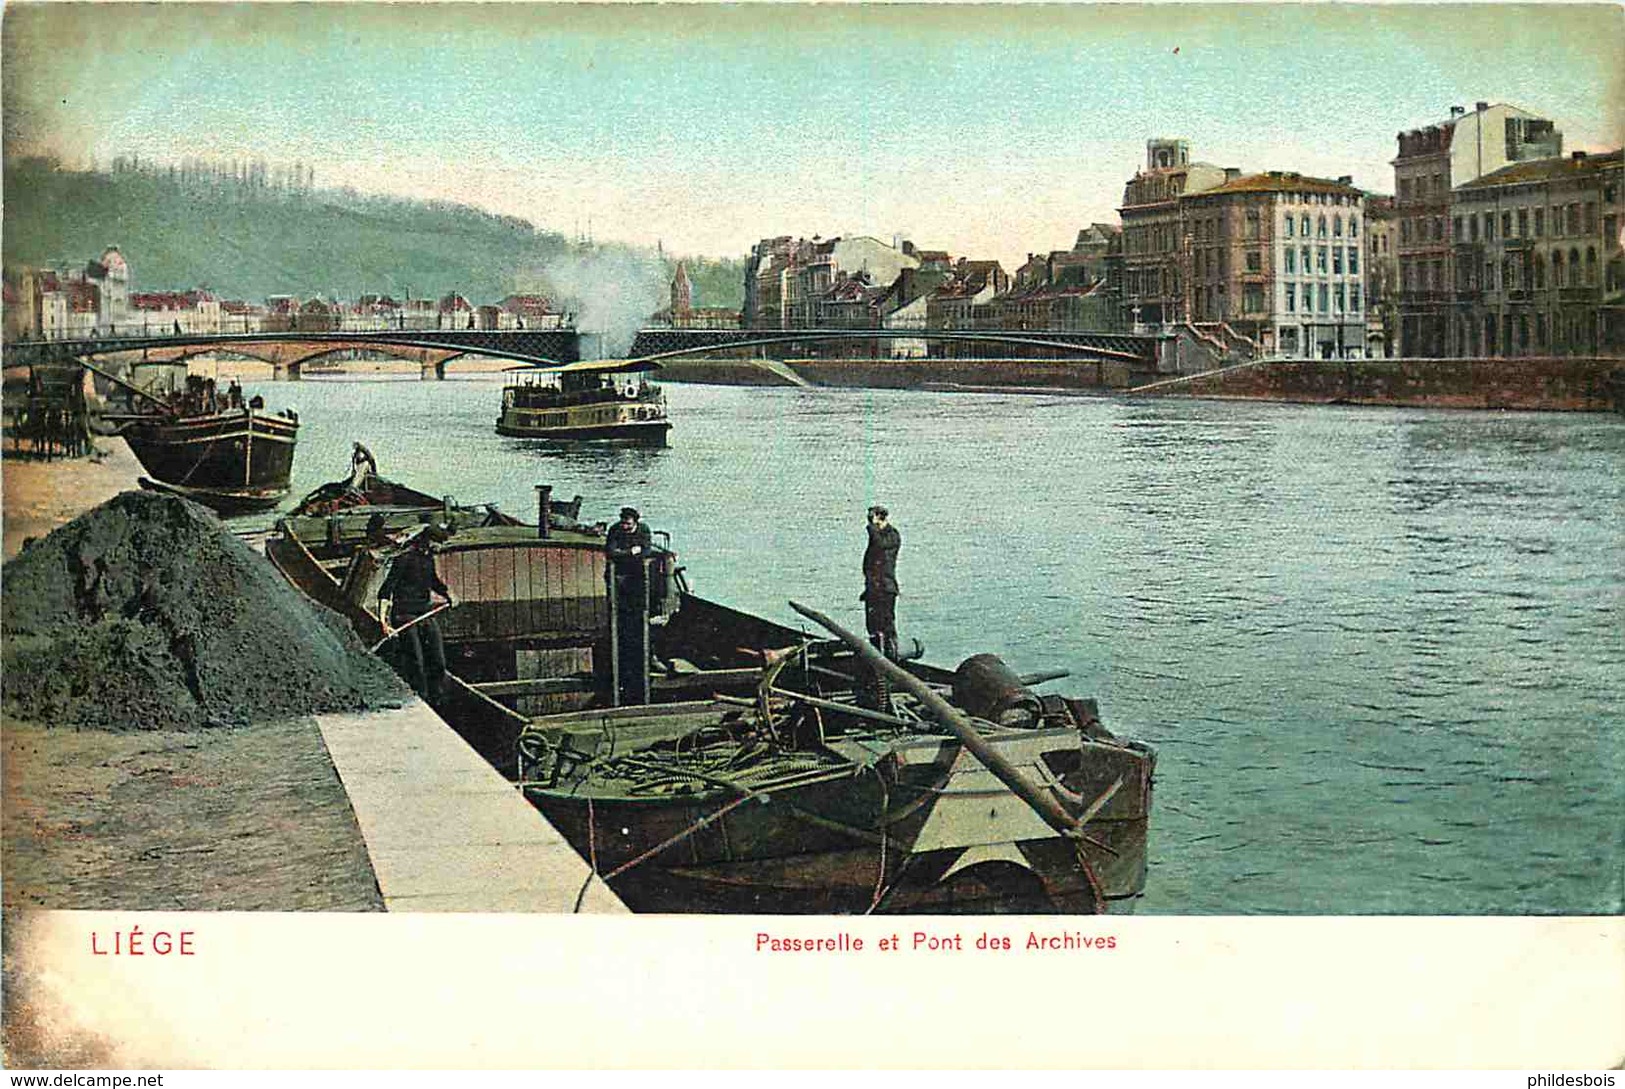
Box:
[1450,148,1623,356]
[1181,171,1367,358]
[1364,195,1400,356]
[1392,101,1563,355]
[1119,138,1231,325]
[743,235,920,329]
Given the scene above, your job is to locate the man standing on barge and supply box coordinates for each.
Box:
[379,526,454,702]
[862,505,901,661]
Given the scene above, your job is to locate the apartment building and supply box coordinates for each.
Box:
[1119,139,1230,325]
[1451,148,1623,356]
[1392,102,1562,355]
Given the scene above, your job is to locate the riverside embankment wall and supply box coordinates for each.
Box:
[657,357,1140,390]
[1135,356,1625,412]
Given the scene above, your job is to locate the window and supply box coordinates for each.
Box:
[1246,211,1260,240]
[1333,248,1343,274]
[1334,215,1343,238]
[1434,216,1445,241]
[1317,247,1328,273]
[1246,250,1262,272]
[1302,246,1311,272]
[1334,284,1345,312]
[1567,204,1580,235]
[1485,214,1496,242]
[1586,247,1597,285]
[1285,283,1296,312]
[1243,284,1264,312]
[1350,215,1359,239]
[1349,247,1359,275]
[1454,215,1464,239]
[1351,284,1362,311]
[1301,214,1311,236]
[1535,208,1545,237]
[1585,203,1597,234]
[1606,215,1618,246]
[1518,209,1528,237]
[1318,215,1328,237]
[1318,283,1329,313]
[1502,212,1512,237]
[1553,250,1565,286]
[1536,312,1547,347]
[1401,219,1412,243]
[1285,248,1297,274]
[1285,216,1295,238]
[1470,215,1480,242]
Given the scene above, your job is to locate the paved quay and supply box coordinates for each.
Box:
[316,701,627,912]
[2,436,146,560]
[2,443,625,914]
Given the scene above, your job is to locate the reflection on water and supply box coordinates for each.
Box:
[235,375,1625,914]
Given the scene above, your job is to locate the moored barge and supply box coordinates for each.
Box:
[266,460,1154,914]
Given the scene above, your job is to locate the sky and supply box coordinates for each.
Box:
[4,2,1622,270]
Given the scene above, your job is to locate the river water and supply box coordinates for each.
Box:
[236,374,1624,915]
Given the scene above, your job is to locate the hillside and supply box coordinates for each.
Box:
[1,158,746,319]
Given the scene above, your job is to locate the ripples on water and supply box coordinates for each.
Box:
[239,375,1625,914]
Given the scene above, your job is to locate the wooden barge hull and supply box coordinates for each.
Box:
[124,409,298,513]
[527,736,1152,914]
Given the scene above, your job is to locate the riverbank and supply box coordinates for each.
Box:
[1133,355,1625,412]
[656,355,1142,390]
[651,353,1625,412]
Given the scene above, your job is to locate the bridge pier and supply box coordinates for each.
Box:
[272,360,301,381]
[421,359,445,381]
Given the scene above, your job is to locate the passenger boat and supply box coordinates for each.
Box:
[496,359,670,445]
[97,371,299,514]
[265,459,1154,914]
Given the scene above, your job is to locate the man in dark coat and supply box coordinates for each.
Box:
[378,527,454,700]
[605,507,654,703]
[861,505,901,660]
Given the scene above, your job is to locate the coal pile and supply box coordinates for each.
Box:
[2,491,409,730]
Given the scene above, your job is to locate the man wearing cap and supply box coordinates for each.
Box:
[861,505,902,660]
[378,527,454,701]
[605,507,655,703]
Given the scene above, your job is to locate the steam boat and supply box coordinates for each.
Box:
[496,359,670,445]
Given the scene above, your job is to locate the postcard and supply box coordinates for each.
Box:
[3,1,1622,1071]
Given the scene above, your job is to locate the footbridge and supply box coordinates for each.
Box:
[3,328,581,380]
[627,326,1159,364]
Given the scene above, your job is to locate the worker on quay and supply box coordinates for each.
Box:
[861,505,902,661]
[605,507,655,704]
[378,526,454,702]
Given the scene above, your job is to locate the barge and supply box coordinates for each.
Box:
[266,459,1154,914]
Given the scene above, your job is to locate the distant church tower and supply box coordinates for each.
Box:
[670,261,692,318]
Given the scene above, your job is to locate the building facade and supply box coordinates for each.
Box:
[1182,172,1367,358]
[1450,149,1623,357]
[1392,101,1563,356]
[1119,138,1230,325]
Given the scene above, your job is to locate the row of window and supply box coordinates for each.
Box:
[1283,246,1360,276]
[1398,173,1450,203]
[1285,282,1363,315]
[1454,201,1600,243]
[1404,246,1603,292]
[1283,213,1360,240]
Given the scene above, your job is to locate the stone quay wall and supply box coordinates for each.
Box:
[657,356,1140,390]
[1132,357,1625,413]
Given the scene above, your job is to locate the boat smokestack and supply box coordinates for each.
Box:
[536,485,552,539]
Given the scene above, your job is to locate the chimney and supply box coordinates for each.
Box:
[1449,105,1466,118]
[1224,167,1241,181]
[1337,175,1353,186]
[1572,150,1588,162]
[1475,101,1489,112]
